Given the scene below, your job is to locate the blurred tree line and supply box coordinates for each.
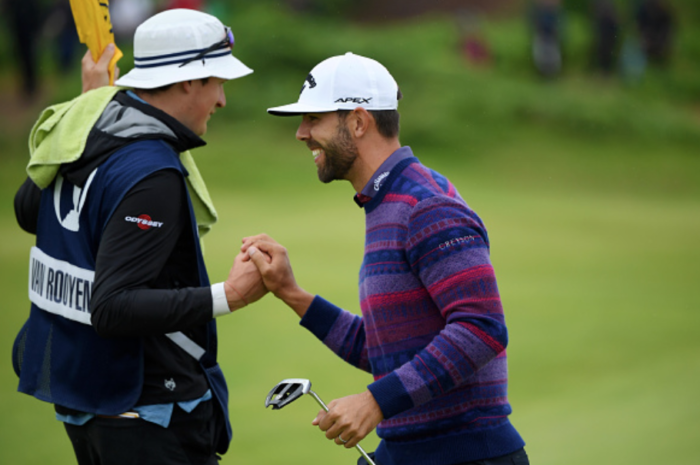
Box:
[1,0,698,151]
[2,0,699,99]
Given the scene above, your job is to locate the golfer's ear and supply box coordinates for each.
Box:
[350,107,372,138]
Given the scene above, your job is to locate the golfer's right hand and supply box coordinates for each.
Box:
[242,234,314,318]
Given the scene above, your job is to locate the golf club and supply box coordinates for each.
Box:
[265,378,377,465]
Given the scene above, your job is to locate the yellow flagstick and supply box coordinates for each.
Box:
[69,0,123,85]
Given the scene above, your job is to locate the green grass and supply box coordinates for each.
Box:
[1,5,699,465]
[2,121,698,464]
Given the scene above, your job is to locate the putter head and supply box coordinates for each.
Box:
[265,378,312,410]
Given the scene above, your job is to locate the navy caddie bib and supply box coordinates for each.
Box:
[13,140,229,450]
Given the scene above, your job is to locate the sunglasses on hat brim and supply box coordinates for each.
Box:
[179,26,234,68]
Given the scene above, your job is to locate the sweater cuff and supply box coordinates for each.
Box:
[299,295,343,341]
[368,372,414,420]
[211,282,231,317]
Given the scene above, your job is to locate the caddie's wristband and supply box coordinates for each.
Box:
[211,282,231,317]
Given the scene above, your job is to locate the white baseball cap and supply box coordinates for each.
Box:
[115,9,253,89]
[267,52,398,116]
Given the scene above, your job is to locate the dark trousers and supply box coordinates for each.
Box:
[64,400,220,465]
[358,448,529,465]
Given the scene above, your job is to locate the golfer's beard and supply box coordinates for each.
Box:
[317,126,359,184]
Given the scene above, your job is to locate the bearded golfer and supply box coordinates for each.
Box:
[242,52,529,465]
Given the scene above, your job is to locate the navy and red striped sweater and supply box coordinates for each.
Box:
[301,149,524,465]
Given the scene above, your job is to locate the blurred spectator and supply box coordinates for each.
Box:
[530,0,563,78]
[619,34,647,83]
[286,0,313,12]
[3,0,42,99]
[163,0,205,10]
[635,0,675,66]
[591,0,620,75]
[44,1,81,74]
[111,0,156,42]
[457,9,492,67]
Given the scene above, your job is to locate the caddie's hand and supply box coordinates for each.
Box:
[312,390,383,449]
[241,234,295,297]
[223,251,269,311]
[81,44,119,93]
[241,234,314,317]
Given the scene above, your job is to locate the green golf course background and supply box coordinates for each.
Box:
[1,2,699,464]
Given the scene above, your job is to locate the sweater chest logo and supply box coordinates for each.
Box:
[125,214,163,230]
[164,378,176,391]
[439,235,477,250]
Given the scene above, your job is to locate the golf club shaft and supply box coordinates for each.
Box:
[308,390,377,465]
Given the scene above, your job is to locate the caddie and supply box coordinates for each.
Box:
[12,9,265,465]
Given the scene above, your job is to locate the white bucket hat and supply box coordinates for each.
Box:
[115,9,253,89]
[267,52,398,116]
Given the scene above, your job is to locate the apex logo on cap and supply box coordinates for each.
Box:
[300,73,317,94]
[335,97,373,104]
